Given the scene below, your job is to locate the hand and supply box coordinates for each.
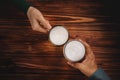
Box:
[27,6,52,33]
[67,40,98,77]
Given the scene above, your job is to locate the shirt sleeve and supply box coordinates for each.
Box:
[11,0,31,14]
[88,68,111,80]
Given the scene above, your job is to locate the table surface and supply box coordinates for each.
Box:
[0,0,120,80]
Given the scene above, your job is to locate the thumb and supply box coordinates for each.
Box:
[67,62,82,70]
[67,62,74,67]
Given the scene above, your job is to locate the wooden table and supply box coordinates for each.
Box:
[0,0,120,80]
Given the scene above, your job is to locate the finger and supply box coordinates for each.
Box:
[35,10,52,31]
[85,52,95,61]
[32,20,47,33]
[36,25,47,33]
[87,49,95,59]
[40,19,52,31]
[78,39,93,55]
[79,39,90,48]
[44,20,52,30]
[82,58,88,63]
[67,62,75,67]
[67,62,82,69]
[78,39,96,61]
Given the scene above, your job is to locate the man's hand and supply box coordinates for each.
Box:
[27,6,52,33]
[67,39,98,77]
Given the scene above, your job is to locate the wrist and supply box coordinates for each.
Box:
[27,6,35,16]
[88,67,98,77]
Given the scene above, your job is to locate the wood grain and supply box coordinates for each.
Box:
[0,0,120,80]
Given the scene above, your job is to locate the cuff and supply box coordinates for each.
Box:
[12,0,31,14]
[88,68,111,80]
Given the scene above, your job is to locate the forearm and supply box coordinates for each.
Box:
[88,68,111,80]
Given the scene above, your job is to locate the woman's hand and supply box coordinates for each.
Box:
[27,6,52,33]
[67,40,98,77]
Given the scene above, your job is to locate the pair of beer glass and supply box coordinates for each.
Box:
[49,26,85,62]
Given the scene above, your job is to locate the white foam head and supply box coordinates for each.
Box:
[63,40,85,62]
[49,26,69,46]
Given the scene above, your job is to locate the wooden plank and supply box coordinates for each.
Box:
[0,0,120,80]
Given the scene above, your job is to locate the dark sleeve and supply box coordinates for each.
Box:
[88,68,111,80]
[11,0,31,14]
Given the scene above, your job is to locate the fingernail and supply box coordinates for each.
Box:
[79,39,82,41]
[67,62,70,64]
[47,29,49,31]
[50,26,52,29]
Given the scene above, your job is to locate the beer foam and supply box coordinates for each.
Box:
[49,26,69,46]
[64,40,85,62]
